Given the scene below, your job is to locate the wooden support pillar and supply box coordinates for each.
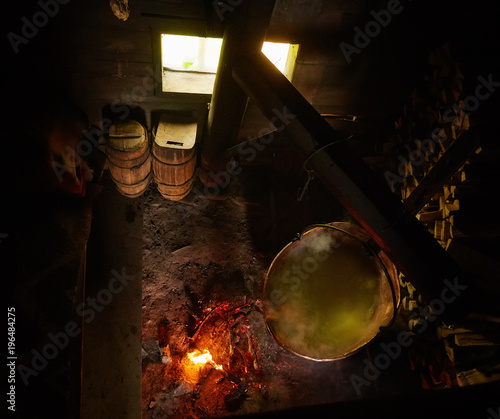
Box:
[232,52,474,321]
[200,0,275,187]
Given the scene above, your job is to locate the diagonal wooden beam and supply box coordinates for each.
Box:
[403,126,486,215]
[232,51,474,321]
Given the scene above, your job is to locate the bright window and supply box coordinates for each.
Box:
[161,34,297,94]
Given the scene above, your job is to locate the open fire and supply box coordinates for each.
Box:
[187,349,223,371]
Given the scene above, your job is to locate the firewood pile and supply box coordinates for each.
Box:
[384,43,500,390]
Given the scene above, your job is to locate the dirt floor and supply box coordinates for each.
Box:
[139,150,500,418]
[139,166,384,418]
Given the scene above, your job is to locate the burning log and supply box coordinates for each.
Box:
[187,349,223,371]
[176,299,263,394]
[183,348,241,385]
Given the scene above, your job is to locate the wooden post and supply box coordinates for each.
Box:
[200,0,276,187]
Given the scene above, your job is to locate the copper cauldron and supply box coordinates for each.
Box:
[263,222,400,361]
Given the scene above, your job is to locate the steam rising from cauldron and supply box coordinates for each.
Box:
[263,223,399,360]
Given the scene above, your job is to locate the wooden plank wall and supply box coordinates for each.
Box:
[42,0,410,146]
[57,0,214,129]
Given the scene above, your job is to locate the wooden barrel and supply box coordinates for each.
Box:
[106,119,151,198]
[152,113,197,201]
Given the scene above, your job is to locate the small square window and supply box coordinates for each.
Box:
[161,34,297,94]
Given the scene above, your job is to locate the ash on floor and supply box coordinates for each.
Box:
[141,167,380,418]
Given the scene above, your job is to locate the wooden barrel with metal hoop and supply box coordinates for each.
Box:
[152,113,197,201]
[106,119,151,198]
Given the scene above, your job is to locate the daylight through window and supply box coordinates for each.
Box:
[161,34,297,94]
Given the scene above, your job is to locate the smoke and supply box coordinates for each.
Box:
[263,223,398,360]
[304,230,340,256]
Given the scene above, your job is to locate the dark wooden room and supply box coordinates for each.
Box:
[3,0,500,418]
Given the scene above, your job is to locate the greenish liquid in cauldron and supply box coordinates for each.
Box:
[265,242,390,360]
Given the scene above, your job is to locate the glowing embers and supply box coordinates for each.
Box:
[187,349,223,370]
[182,349,224,384]
[179,301,260,387]
[187,349,222,370]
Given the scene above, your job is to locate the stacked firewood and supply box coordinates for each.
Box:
[391,42,500,273]
[396,43,468,204]
[398,268,500,390]
[389,43,500,389]
[438,324,500,387]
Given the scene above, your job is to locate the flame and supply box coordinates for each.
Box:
[187,349,223,370]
